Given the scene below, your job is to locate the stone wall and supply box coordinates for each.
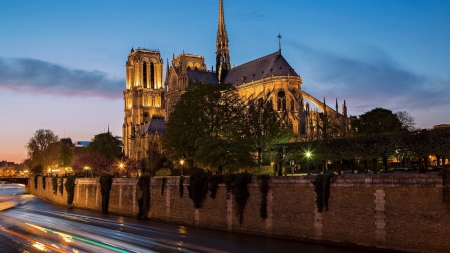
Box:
[28,174,449,253]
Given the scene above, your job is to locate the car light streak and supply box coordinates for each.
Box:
[25,222,131,253]
[0,227,69,253]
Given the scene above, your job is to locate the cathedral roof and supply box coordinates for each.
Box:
[187,70,219,84]
[142,116,166,134]
[223,51,299,86]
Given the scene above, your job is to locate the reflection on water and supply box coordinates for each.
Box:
[0,183,26,196]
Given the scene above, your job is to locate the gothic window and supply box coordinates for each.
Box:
[277,90,286,111]
[144,95,150,106]
[143,62,148,88]
[150,62,155,89]
[152,97,155,107]
[290,98,295,111]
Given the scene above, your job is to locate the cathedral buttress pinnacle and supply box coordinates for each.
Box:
[216,0,230,83]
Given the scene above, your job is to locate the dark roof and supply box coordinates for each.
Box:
[187,69,219,84]
[224,51,299,86]
[143,116,166,134]
[60,138,73,147]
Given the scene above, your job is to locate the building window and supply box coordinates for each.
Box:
[277,90,286,111]
[143,62,148,88]
[150,62,155,89]
[290,98,295,111]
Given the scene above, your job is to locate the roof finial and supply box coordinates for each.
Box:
[277,33,282,51]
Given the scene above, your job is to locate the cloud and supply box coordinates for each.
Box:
[0,57,124,99]
[290,43,450,115]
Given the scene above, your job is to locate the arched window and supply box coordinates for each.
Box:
[290,98,295,111]
[277,90,286,111]
[143,62,148,88]
[150,62,155,89]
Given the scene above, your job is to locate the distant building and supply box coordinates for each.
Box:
[434,124,450,129]
[75,141,91,148]
[61,138,74,147]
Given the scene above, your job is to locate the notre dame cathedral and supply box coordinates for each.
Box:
[122,0,351,168]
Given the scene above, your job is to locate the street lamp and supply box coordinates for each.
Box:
[306,151,311,176]
[180,159,184,176]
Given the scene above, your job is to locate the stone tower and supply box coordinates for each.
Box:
[216,0,230,83]
[123,48,165,159]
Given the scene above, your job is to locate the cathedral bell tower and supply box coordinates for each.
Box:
[216,0,230,83]
[123,48,165,158]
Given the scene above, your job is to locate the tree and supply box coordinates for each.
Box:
[59,145,73,168]
[351,108,405,135]
[87,132,123,160]
[123,158,142,177]
[26,129,60,173]
[71,153,114,176]
[163,83,245,166]
[395,111,416,131]
[242,98,288,167]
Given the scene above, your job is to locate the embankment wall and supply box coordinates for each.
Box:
[28,174,449,253]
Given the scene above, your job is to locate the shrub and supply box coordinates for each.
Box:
[52,176,58,195]
[257,175,270,219]
[188,171,210,208]
[156,168,172,176]
[64,175,76,206]
[137,175,151,219]
[100,174,114,214]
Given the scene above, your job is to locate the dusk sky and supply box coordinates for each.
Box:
[1,0,449,163]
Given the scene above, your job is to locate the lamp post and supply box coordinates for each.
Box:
[306,151,311,176]
[119,163,124,177]
[180,159,184,176]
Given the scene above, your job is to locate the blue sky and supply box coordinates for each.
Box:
[1,0,449,163]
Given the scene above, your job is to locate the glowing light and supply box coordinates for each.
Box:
[306,151,311,158]
[180,159,184,166]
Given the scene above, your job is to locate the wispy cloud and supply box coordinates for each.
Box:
[291,43,450,115]
[0,57,124,99]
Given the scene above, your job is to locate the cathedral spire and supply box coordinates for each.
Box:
[216,0,230,83]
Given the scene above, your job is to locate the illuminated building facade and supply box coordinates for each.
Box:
[123,0,352,168]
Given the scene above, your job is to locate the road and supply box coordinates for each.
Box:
[0,183,366,253]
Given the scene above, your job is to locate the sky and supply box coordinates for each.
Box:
[1,0,449,163]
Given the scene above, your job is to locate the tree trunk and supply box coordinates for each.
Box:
[364,160,367,171]
[277,162,283,176]
[423,156,428,173]
[402,157,406,167]
[372,159,378,174]
[336,161,342,175]
[350,159,355,174]
[418,157,424,173]
[382,157,388,172]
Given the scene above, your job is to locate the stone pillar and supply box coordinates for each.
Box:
[313,210,323,240]
[374,189,386,244]
[227,195,233,231]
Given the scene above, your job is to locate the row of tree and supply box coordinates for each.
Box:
[162,83,290,173]
[25,129,139,177]
[279,128,450,173]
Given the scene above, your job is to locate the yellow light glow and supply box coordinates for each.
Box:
[180,159,184,166]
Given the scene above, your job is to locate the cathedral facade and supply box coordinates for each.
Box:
[123,0,351,168]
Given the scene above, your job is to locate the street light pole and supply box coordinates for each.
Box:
[306,152,311,176]
[180,159,184,176]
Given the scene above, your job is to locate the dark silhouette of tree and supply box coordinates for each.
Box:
[26,129,60,173]
[86,132,123,160]
[351,108,405,135]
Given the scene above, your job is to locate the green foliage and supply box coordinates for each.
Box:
[64,175,76,205]
[208,175,224,199]
[161,178,167,195]
[257,175,270,219]
[59,144,73,168]
[351,108,405,135]
[34,175,39,189]
[155,168,172,176]
[223,174,236,199]
[59,178,64,195]
[42,176,47,190]
[232,173,252,224]
[52,176,58,195]
[87,132,123,160]
[137,175,151,219]
[26,129,60,172]
[179,176,184,198]
[100,174,114,214]
[312,174,336,212]
[188,171,211,208]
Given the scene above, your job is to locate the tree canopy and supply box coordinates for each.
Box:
[351,107,412,135]
[163,83,290,172]
[26,129,60,173]
[86,131,123,160]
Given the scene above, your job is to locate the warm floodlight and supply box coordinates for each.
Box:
[306,152,311,158]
